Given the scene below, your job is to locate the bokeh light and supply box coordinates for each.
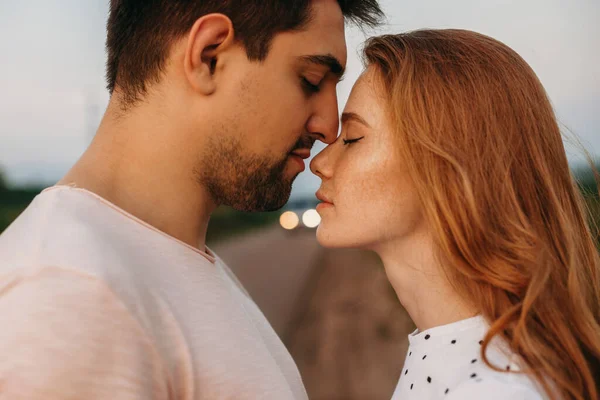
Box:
[302,209,321,228]
[280,211,300,230]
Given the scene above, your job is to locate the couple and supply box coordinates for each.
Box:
[0,1,598,399]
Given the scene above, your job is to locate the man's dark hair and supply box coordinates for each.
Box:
[106,0,384,105]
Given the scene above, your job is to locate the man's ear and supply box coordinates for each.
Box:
[184,14,235,95]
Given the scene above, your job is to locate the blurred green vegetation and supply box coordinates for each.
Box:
[206,206,279,244]
[0,164,598,246]
[0,182,42,234]
[0,183,278,243]
[573,163,600,244]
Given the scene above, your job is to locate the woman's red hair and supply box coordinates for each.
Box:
[364,29,600,400]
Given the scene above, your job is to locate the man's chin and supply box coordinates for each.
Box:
[258,185,293,212]
[228,184,293,212]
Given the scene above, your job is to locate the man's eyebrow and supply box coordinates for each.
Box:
[341,111,371,128]
[299,54,345,81]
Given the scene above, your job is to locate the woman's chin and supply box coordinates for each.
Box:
[316,224,366,249]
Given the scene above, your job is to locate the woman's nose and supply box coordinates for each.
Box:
[310,142,336,180]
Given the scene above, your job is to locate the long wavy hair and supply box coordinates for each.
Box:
[363,29,600,400]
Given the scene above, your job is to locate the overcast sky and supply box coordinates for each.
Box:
[0,0,598,198]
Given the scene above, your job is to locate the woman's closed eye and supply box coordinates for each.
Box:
[343,136,365,145]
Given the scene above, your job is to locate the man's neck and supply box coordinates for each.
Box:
[375,230,478,332]
[58,103,217,251]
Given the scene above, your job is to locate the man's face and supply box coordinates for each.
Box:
[198,0,347,212]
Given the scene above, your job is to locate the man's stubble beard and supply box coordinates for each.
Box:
[196,136,298,212]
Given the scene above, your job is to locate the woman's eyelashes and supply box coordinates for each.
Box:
[343,136,365,146]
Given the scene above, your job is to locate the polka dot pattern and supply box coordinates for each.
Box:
[389,316,543,399]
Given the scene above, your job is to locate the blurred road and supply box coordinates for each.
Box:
[212,225,323,336]
[213,225,415,400]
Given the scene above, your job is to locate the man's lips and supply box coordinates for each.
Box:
[290,149,311,159]
[288,151,307,171]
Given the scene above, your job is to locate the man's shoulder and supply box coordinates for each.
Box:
[0,265,171,399]
[0,264,144,312]
[0,265,124,303]
[0,186,116,269]
[0,186,154,289]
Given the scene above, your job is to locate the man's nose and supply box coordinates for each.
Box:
[306,90,339,145]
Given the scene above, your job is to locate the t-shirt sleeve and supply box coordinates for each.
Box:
[446,376,546,400]
[0,267,170,400]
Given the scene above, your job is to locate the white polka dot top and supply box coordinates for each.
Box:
[390,315,549,400]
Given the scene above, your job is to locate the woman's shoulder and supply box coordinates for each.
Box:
[445,371,547,400]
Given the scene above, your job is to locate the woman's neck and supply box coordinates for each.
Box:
[375,230,478,332]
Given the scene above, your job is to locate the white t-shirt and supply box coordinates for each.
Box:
[0,186,308,400]
[391,315,548,400]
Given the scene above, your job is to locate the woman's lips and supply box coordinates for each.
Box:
[315,190,334,205]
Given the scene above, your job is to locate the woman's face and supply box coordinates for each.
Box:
[310,68,425,250]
